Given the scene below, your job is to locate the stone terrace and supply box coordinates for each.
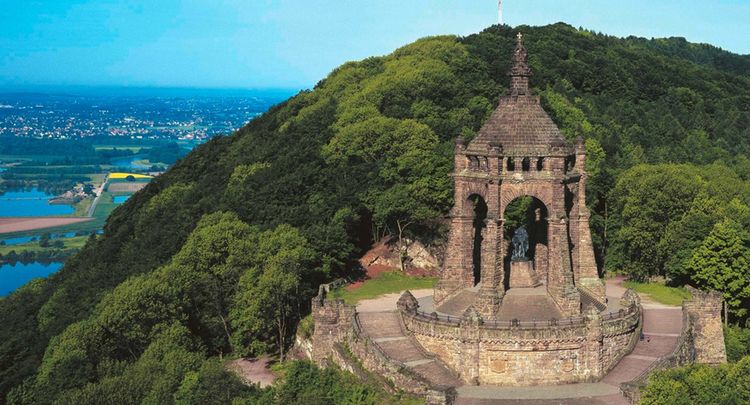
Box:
[353,279,684,404]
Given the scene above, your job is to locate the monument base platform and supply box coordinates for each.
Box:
[509,260,542,288]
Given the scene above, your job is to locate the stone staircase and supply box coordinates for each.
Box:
[357,311,461,388]
[435,289,478,316]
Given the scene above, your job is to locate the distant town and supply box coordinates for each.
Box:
[0,89,295,140]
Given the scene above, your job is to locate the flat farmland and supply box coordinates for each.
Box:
[107,182,148,192]
[0,217,93,234]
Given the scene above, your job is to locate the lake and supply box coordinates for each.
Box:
[113,195,131,204]
[0,261,62,296]
[0,188,75,217]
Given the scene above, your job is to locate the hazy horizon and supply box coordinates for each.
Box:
[0,84,301,97]
[2,1,749,89]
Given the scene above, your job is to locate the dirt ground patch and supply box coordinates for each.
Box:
[0,217,93,234]
[107,182,147,192]
[226,357,276,388]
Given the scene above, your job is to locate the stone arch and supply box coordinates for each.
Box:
[458,181,490,217]
[499,183,555,218]
[501,193,550,290]
[502,196,549,256]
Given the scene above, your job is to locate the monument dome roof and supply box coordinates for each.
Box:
[466,33,571,156]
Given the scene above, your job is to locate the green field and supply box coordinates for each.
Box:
[623,281,693,306]
[0,183,137,240]
[95,191,133,217]
[330,271,437,305]
[0,235,89,256]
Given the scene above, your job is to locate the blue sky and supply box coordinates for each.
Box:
[1,0,748,89]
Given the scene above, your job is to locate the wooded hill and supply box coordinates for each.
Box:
[2,23,750,404]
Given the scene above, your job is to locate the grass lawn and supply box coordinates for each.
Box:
[623,281,693,306]
[330,271,437,305]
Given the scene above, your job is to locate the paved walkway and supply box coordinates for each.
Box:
[456,383,624,404]
[356,288,433,313]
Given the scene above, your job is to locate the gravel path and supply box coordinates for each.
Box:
[355,288,433,313]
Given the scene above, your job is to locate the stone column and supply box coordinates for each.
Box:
[685,287,727,365]
[311,295,354,364]
[573,138,605,300]
[476,218,504,318]
[584,307,604,380]
[546,214,581,316]
[459,306,483,385]
[435,214,474,304]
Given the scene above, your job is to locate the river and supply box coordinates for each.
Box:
[0,261,63,296]
[0,188,75,217]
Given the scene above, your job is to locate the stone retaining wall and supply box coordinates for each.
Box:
[399,290,641,386]
[620,287,727,404]
[306,291,455,405]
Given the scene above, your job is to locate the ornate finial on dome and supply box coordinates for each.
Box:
[508,32,532,95]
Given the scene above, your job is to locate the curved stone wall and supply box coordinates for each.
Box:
[400,302,641,386]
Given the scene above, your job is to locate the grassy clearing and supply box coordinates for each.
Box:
[623,281,693,306]
[330,271,437,305]
[93,191,131,218]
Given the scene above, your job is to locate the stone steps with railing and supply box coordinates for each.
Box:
[578,286,607,312]
[357,311,462,389]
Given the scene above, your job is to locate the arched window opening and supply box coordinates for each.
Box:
[507,157,515,171]
[522,157,531,171]
[503,196,549,290]
[536,157,544,171]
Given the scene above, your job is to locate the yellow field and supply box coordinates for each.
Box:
[109,172,153,180]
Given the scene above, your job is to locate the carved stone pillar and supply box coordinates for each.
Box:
[584,307,604,380]
[546,215,581,316]
[476,218,503,318]
[435,214,474,305]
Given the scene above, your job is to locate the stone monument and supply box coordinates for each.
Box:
[434,33,604,318]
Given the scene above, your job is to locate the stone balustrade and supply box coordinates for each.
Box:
[397,289,641,386]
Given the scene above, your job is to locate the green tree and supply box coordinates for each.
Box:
[173,359,258,405]
[607,165,702,280]
[686,219,750,318]
[725,326,750,362]
[38,233,50,248]
[230,225,317,360]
